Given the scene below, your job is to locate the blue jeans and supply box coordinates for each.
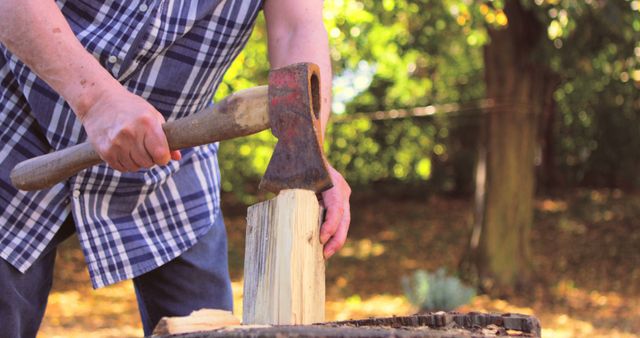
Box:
[0,212,233,337]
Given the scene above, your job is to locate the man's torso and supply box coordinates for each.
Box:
[0,0,263,288]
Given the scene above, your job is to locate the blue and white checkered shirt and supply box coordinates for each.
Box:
[0,0,263,288]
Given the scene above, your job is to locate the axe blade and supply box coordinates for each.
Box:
[259,63,333,194]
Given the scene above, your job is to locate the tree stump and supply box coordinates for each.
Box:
[153,312,541,338]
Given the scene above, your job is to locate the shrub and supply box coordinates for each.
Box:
[402,268,475,312]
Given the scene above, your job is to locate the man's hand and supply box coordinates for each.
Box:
[80,85,180,172]
[0,0,179,173]
[320,165,351,259]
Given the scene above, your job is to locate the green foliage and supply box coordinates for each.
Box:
[402,268,476,312]
[327,118,438,184]
[329,0,485,112]
[218,131,276,205]
[544,0,640,188]
[215,0,640,202]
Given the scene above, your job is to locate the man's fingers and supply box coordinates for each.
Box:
[118,152,140,172]
[99,143,135,172]
[108,158,126,172]
[143,130,171,165]
[112,157,129,172]
[320,198,343,244]
[152,113,181,162]
[323,206,350,259]
[319,166,352,258]
[128,151,146,170]
[131,134,155,168]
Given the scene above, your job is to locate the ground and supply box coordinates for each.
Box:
[39,188,640,338]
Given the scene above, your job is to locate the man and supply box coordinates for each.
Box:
[0,0,351,336]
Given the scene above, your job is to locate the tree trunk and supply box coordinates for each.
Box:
[475,0,553,296]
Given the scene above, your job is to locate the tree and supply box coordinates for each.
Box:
[471,0,640,295]
[474,0,554,295]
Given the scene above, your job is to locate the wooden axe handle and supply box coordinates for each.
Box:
[11,86,269,191]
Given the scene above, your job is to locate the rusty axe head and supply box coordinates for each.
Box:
[259,63,333,194]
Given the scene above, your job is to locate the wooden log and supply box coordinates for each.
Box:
[243,189,325,325]
[152,309,241,336]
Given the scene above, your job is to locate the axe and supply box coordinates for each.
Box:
[10,63,332,193]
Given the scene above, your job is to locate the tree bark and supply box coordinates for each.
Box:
[154,312,541,338]
[475,0,554,295]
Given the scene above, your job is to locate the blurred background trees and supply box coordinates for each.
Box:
[215,0,640,295]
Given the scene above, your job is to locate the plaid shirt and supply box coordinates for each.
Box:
[0,0,263,288]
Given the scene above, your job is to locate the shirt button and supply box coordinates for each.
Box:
[107,55,118,64]
[139,3,148,12]
[72,190,81,198]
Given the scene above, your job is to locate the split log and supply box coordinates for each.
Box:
[243,189,325,325]
[152,309,240,336]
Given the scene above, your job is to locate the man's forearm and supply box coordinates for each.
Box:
[0,0,120,118]
[264,3,332,136]
[268,29,332,135]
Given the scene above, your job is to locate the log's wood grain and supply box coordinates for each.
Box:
[152,309,241,336]
[10,86,269,191]
[243,189,325,325]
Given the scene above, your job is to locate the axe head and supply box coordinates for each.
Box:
[259,63,333,194]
